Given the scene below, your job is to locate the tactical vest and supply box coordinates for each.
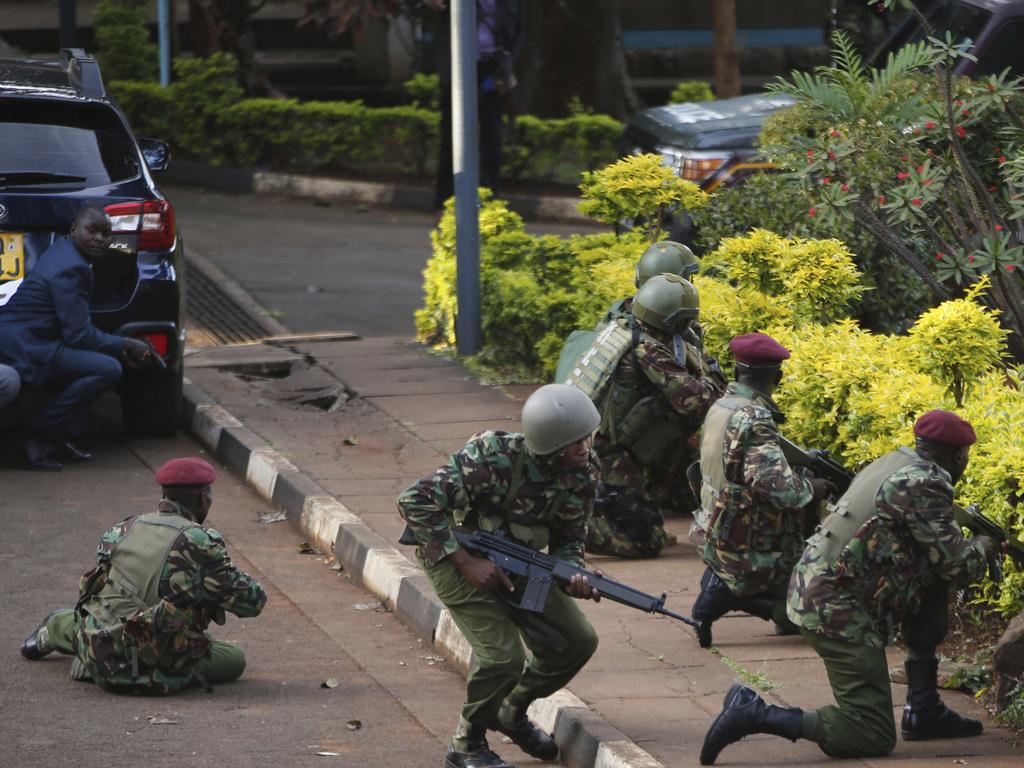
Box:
[803,447,919,564]
[563,316,637,402]
[699,393,750,519]
[82,511,198,629]
[451,440,567,552]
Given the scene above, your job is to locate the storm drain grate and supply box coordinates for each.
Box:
[186,261,270,346]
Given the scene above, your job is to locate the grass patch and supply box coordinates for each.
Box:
[711,648,779,692]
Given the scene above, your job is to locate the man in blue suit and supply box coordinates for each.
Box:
[0,206,153,470]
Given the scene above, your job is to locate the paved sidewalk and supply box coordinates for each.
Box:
[184,337,1022,768]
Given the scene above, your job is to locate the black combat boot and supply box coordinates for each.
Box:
[700,682,803,765]
[495,700,558,761]
[901,658,983,741]
[692,567,740,648]
[443,720,516,768]
[20,611,59,660]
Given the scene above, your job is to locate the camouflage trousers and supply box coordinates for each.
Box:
[423,555,598,746]
[46,608,247,692]
[588,437,693,558]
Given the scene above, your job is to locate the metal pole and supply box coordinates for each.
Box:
[58,0,77,49]
[452,0,481,355]
[158,0,172,86]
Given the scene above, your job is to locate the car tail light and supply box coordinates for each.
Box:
[137,332,168,357]
[104,200,176,251]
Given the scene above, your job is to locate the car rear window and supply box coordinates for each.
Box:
[0,100,139,188]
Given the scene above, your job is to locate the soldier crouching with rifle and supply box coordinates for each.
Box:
[692,333,833,648]
[397,384,603,768]
[700,409,1001,764]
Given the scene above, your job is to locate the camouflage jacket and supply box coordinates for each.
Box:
[700,383,814,596]
[397,430,599,568]
[787,449,987,649]
[75,500,267,693]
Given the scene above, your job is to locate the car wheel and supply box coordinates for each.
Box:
[120,367,183,437]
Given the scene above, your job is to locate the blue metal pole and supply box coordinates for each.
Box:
[158,0,171,87]
[452,0,481,356]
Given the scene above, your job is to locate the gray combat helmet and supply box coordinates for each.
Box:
[635,241,699,287]
[521,384,600,455]
[632,273,700,335]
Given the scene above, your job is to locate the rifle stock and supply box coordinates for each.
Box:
[778,435,855,495]
[953,503,1024,581]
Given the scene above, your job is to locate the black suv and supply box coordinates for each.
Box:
[0,49,184,436]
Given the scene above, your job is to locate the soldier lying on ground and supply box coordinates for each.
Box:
[582,266,723,558]
[701,409,999,764]
[397,384,603,768]
[21,457,267,694]
[692,332,832,648]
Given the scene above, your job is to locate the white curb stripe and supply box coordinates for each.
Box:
[301,496,362,553]
[190,404,242,451]
[435,608,475,669]
[595,742,666,768]
[245,448,298,499]
[361,546,423,606]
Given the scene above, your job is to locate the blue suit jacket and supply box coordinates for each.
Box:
[0,237,125,386]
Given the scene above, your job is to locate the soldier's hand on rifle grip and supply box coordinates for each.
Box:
[809,477,836,502]
[567,570,602,602]
[451,548,514,593]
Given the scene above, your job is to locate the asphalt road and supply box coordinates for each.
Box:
[166,183,597,337]
[0,402,531,768]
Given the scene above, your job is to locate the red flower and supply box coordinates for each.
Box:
[901,155,909,161]
[916,165,925,174]
[968,254,975,263]
[808,207,817,217]
[830,130,840,138]
[897,171,910,180]
[936,252,945,261]
[840,183,849,192]
[822,177,831,184]
[925,121,936,129]
[955,125,967,139]
[911,198,922,205]
[962,109,970,116]
[955,99,964,107]
[828,151,836,160]
[806,150,814,157]
[923,179,934,186]
[996,225,1004,231]
[999,155,1007,164]
[879,195,887,205]
[1007,264,1017,272]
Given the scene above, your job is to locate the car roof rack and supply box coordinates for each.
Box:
[60,48,105,99]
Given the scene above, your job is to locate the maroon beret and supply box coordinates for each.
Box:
[154,457,217,486]
[913,409,976,447]
[729,332,791,367]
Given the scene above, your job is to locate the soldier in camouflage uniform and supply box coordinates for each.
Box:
[398,384,603,768]
[693,333,832,648]
[21,457,267,694]
[584,268,723,559]
[700,410,999,765]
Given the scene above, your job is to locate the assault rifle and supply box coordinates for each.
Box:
[778,435,856,495]
[953,503,1024,581]
[400,525,698,629]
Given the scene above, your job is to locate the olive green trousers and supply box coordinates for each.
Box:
[46,608,247,687]
[424,556,599,732]
[800,582,951,758]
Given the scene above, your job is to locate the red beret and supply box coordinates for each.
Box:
[913,410,976,447]
[729,332,790,367]
[154,457,217,486]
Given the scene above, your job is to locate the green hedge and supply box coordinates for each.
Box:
[109,56,621,184]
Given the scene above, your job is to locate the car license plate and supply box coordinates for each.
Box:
[0,232,25,281]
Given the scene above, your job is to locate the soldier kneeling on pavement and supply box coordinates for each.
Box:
[692,333,832,648]
[581,268,722,559]
[21,457,267,694]
[398,384,603,768]
[700,409,999,764]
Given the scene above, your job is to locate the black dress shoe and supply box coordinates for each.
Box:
[17,438,62,471]
[49,440,92,463]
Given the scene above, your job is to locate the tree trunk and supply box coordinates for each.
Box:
[516,0,638,120]
[713,0,740,98]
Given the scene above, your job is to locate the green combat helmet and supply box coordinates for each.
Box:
[635,241,699,287]
[522,384,600,455]
[632,273,700,335]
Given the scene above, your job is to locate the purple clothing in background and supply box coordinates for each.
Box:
[477,0,500,60]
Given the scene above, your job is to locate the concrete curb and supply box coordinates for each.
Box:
[180,379,666,768]
[164,159,592,226]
